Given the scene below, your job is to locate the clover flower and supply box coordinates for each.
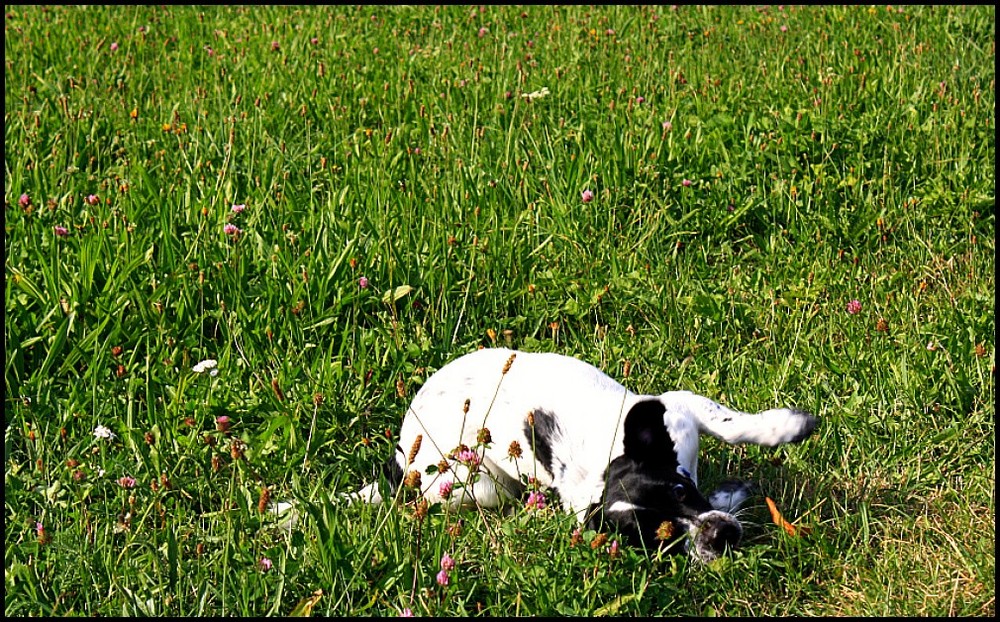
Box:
[54,225,70,237]
[846,299,862,315]
[358,276,369,289]
[581,189,594,203]
[525,490,547,511]
[440,552,455,572]
[19,193,31,208]
[438,480,454,499]
[455,447,480,467]
[436,569,449,586]
[118,475,137,488]
[231,203,246,214]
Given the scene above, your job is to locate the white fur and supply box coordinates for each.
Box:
[371,348,815,524]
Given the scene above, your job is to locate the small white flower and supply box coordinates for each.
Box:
[521,86,550,101]
[192,359,219,376]
[94,425,116,440]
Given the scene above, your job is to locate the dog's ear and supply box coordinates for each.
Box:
[622,399,678,470]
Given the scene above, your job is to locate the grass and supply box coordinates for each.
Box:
[4,4,994,617]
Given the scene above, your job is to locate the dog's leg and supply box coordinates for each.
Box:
[662,391,817,446]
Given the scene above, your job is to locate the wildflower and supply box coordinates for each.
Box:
[439,479,454,499]
[223,223,241,236]
[259,557,273,572]
[455,447,480,467]
[358,276,369,289]
[846,299,862,315]
[655,520,675,541]
[403,470,422,489]
[570,527,583,547]
[525,490,547,510]
[54,225,70,237]
[118,475,137,488]
[780,25,788,32]
[476,427,492,445]
[401,608,414,617]
[609,539,620,559]
[521,86,550,102]
[635,96,645,104]
[508,440,523,459]
[216,415,231,433]
[37,521,51,545]
[19,193,31,208]
[231,203,246,214]
[271,41,280,52]
[94,424,116,440]
[478,26,488,37]
[591,533,608,549]
[682,179,692,187]
[662,121,672,131]
[436,569,449,586]
[192,359,219,376]
[606,28,615,36]
[310,37,319,45]
[85,194,99,206]
[440,552,455,572]
[581,189,594,203]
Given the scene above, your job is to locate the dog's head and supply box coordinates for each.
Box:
[586,400,742,562]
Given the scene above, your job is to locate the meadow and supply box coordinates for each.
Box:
[4,4,995,616]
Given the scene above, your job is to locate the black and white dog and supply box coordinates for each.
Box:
[353,348,816,561]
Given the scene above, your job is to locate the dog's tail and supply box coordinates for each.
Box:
[663,391,817,446]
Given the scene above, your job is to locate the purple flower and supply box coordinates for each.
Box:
[525,490,547,510]
[438,480,453,499]
[635,96,645,104]
[110,42,119,52]
[36,521,45,535]
[681,179,692,187]
[231,203,246,214]
[478,26,488,38]
[401,609,414,617]
[436,569,449,586]
[662,121,672,131]
[216,415,231,433]
[358,276,369,289]
[259,557,273,572]
[440,553,455,571]
[224,223,241,236]
[456,447,480,466]
[118,475,137,489]
[85,194,99,206]
[310,37,319,45]
[581,189,594,203]
[271,41,280,52]
[54,225,70,237]
[19,193,30,208]
[846,299,862,315]
[780,25,788,33]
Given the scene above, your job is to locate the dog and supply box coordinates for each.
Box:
[352,348,816,561]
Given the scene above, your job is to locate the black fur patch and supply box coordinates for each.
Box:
[523,409,561,479]
[588,400,714,551]
[379,449,404,498]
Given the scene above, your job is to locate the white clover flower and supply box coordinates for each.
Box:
[192,359,219,376]
[94,425,116,440]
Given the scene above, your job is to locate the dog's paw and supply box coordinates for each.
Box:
[707,480,756,514]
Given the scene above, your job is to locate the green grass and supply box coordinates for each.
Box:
[4,4,994,616]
